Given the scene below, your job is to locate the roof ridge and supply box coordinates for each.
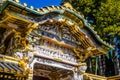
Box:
[0,0,114,50]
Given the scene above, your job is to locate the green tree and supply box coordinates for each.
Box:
[70,0,120,40]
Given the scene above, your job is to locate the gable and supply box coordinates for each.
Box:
[28,14,106,62]
[0,0,114,62]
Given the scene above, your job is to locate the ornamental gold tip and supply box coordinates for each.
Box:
[36,9,40,12]
[30,6,34,10]
[23,3,27,7]
[15,0,19,3]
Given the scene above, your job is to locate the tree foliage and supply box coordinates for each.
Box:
[70,0,120,39]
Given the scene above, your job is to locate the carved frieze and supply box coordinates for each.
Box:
[33,46,77,63]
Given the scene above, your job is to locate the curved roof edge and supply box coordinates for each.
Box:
[0,0,114,50]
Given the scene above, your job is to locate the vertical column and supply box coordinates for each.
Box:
[86,57,92,73]
[114,35,120,75]
[118,61,120,74]
[98,55,103,76]
[102,55,106,76]
[27,59,35,80]
[72,63,87,80]
[72,71,83,80]
[27,71,33,80]
[90,58,93,73]
[98,55,105,76]
[114,58,120,75]
[118,59,120,75]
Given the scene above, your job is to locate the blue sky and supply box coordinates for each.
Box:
[20,0,62,8]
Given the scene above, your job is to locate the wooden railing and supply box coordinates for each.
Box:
[107,75,120,80]
[83,73,120,80]
[83,73,107,80]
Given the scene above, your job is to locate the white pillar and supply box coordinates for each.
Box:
[72,64,87,80]
[27,58,36,80]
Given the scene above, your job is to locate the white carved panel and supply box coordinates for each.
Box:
[33,45,77,64]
